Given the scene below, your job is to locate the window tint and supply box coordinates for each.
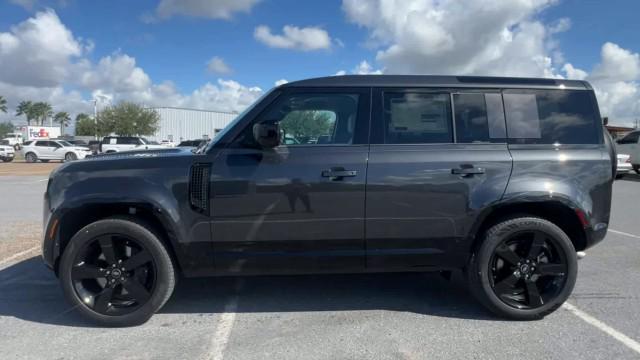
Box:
[35,141,49,147]
[384,92,452,144]
[618,131,639,144]
[239,93,359,146]
[453,93,506,143]
[503,90,600,144]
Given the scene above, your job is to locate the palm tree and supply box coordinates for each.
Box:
[54,111,71,135]
[32,102,53,125]
[16,101,34,125]
[0,96,7,114]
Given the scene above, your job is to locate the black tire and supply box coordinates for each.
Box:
[2,158,13,163]
[59,218,176,327]
[41,159,49,163]
[25,152,37,163]
[467,217,577,320]
[64,152,77,162]
[633,164,640,174]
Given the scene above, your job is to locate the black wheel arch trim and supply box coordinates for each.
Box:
[43,197,192,277]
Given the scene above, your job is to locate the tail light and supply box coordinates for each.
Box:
[626,157,632,163]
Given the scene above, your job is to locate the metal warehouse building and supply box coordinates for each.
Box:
[148,107,237,143]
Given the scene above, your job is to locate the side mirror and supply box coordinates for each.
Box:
[253,122,281,148]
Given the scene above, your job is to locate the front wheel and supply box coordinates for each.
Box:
[64,152,77,162]
[466,217,577,320]
[59,218,176,327]
[2,158,13,163]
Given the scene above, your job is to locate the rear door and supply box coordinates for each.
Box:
[366,88,512,269]
[35,141,54,159]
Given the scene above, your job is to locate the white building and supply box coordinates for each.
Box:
[148,107,238,143]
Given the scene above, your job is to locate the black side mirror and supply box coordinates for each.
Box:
[253,122,281,148]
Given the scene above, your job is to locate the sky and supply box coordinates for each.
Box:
[0,0,639,127]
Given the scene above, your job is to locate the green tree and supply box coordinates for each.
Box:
[54,111,71,135]
[75,113,95,136]
[0,122,13,139]
[280,110,335,143]
[98,102,159,136]
[0,96,6,114]
[15,101,35,126]
[31,102,53,126]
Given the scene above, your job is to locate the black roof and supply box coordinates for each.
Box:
[282,75,590,90]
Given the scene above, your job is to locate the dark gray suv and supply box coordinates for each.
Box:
[43,75,614,326]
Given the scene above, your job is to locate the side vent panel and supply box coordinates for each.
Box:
[189,163,211,214]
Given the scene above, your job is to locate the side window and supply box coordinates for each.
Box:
[618,132,639,144]
[35,141,48,147]
[383,92,452,144]
[235,93,359,146]
[453,93,506,143]
[503,89,600,144]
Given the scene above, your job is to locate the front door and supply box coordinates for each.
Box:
[366,88,512,269]
[210,88,371,274]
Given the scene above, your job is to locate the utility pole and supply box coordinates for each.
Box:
[93,98,98,140]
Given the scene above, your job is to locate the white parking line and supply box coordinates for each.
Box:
[206,279,245,360]
[564,302,640,355]
[0,246,39,270]
[609,229,640,240]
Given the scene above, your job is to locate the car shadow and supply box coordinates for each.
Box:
[0,256,496,328]
[618,173,640,182]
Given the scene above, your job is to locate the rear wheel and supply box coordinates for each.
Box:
[2,158,13,163]
[59,218,176,327]
[467,217,577,320]
[633,164,640,174]
[25,152,37,163]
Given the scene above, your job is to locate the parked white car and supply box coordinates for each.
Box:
[22,140,92,163]
[0,141,15,162]
[99,136,166,153]
[616,130,640,174]
[616,153,632,178]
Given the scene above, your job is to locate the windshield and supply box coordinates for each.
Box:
[58,140,73,147]
[201,89,275,153]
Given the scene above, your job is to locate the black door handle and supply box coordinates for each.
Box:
[451,166,485,176]
[322,168,357,180]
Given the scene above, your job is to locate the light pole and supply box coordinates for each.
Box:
[93,99,98,140]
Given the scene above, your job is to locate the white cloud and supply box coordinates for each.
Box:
[206,56,233,75]
[0,10,264,127]
[562,43,640,126]
[0,9,86,87]
[254,25,332,51]
[342,0,562,76]
[153,0,260,20]
[274,79,288,86]
[353,60,383,74]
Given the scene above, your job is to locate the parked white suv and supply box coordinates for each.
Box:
[22,140,92,163]
[616,130,640,174]
[99,136,166,153]
[0,140,15,162]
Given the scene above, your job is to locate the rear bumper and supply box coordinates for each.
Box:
[584,224,608,250]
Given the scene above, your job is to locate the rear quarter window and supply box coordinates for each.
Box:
[503,89,601,144]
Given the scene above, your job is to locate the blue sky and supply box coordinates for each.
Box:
[1,0,639,125]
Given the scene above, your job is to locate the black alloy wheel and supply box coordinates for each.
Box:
[70,234,156,316]
[59,218,175,326]
[467,217,577,320]
[489,230,568,309]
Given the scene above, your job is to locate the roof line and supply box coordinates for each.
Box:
[146,106,239,115]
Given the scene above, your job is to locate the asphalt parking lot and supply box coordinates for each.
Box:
[1,168,639,359]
